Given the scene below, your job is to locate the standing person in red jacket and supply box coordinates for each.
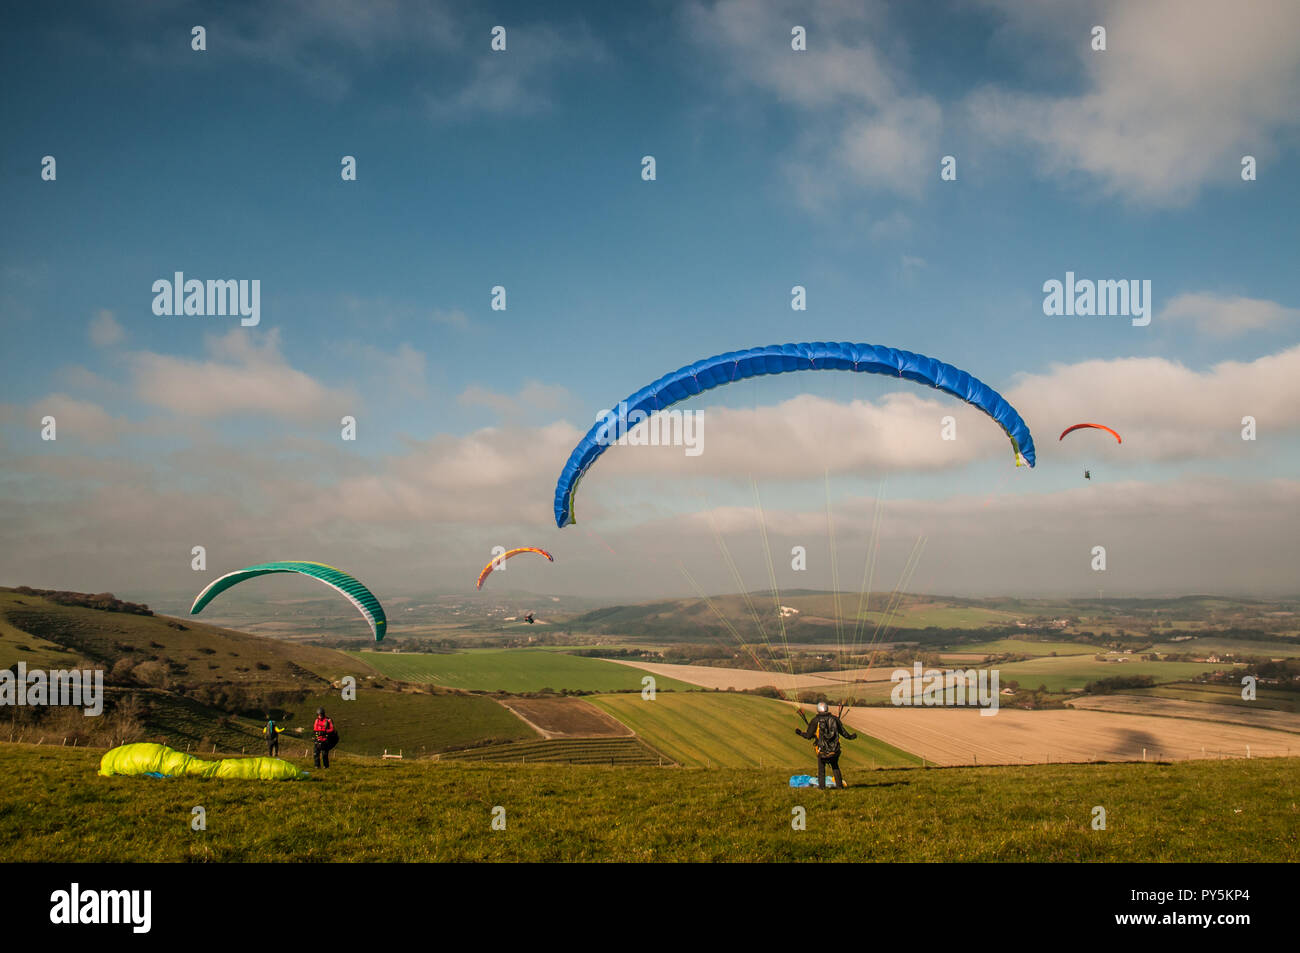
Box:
[312,707,338,768]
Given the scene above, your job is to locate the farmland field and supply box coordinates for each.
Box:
[841,706,1299,766]
[607,658,895,693]
[851,603,1023,629]
[497,697,633,737]
[590,692,921,770]
[939,639,1096,657]
[1122,681,1300,712]
[606,658,807,691]
[349,648,693,693]
[439,737,665,765]
[1067,694,1300,735]
[997,655,1233,692]
[1150,637,1300,657]
[244,689,534,758]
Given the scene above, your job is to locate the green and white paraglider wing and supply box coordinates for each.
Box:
[190,560,387,641]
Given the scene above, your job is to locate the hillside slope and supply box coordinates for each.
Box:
[0,588,534,757]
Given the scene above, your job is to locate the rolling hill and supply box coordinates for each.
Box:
[0,588,536,758]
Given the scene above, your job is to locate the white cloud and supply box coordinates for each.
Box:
[629,475,1300,597]
[422,21,607,120]
[1009,344,1300,459]
[354,342,428,399]
[431,307,471,330]
[458,381,574,422]
[130,328,355,420]
[589,391,1005,483]
[687,0,942,202]
[1159,293,1299,337]
[967,0,1300,206]
[88,310,124,348]
[214,0,461,99]
[4,360,1299,597]
[0,394,131,445]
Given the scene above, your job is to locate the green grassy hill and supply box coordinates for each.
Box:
[3,743,1294,862]
[564,591,1032,642]
[564,591,1300,644]
[0,588,536,758]
[0,588,369,689]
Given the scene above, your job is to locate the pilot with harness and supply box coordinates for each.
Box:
[262,717,285,757]
[795,701,857,789]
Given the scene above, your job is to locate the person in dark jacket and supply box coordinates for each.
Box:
[312,707,338,768]
[795,701,857,788]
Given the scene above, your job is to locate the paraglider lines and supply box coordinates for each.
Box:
[677,564,773,676]
[825,470,845,665]
[703,506,776,654]
[750,478,799,695]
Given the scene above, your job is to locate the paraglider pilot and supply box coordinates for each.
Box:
[795,701,856,789]
[313,707,338,768]
[262,717,285,757]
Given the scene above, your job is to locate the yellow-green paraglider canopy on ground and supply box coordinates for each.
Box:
[99,742,308,781]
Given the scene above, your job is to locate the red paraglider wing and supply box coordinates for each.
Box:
[1059,423,1121,444]
[476,547,555,589]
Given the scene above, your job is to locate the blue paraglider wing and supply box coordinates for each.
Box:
[553,342,1035,527]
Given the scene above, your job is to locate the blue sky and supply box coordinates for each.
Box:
[2,0,1299,606]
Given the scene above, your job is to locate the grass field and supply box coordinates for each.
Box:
[851,603,1022,629]
[589,692,920,770]
[350,648,693,693]
[439,737,666,765]
[248,689,534,757]
[1150,638,1300,658]
[939,639,1096,657]
[0,612,76,669]
[997,655,1234,692]
[2,743,1295,861]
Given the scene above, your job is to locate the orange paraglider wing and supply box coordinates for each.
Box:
[1059,423,1121,444]
[476,547,555,589]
